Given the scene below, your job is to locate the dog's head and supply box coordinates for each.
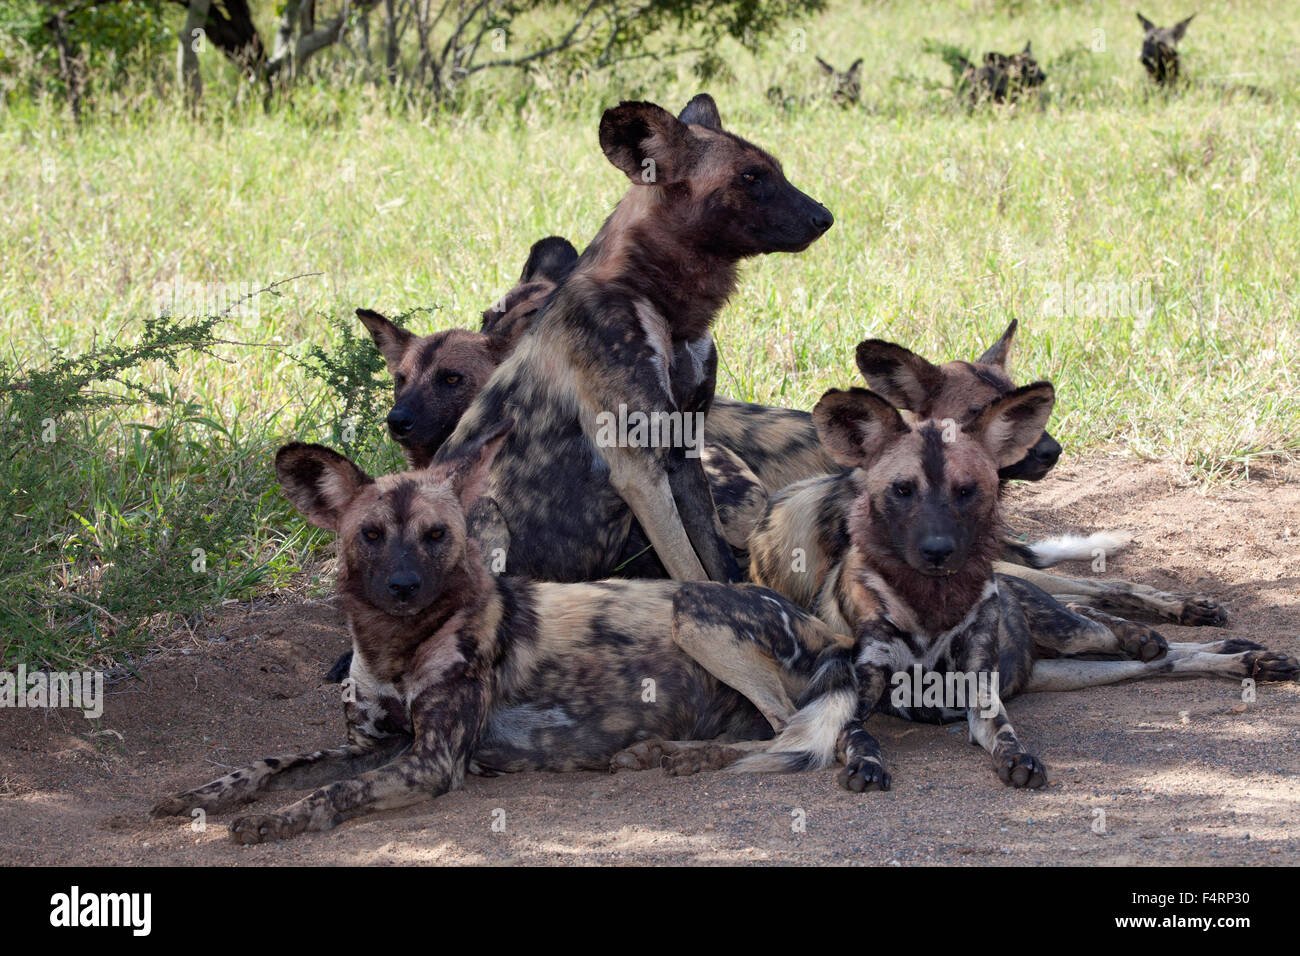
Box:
[358,236,576,467]
[275,419,512,618]
[1007,42,1047,89]
[815,56,863,106]
[854,320,1061,482]
[1138,12,1194,83]
[814,384,1055,577]
[598,93,834,257]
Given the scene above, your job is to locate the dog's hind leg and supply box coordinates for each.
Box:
[1026,643,1298,692]
[993,561,1228,627]
[609,738,771,775]
[998,574,1168,661]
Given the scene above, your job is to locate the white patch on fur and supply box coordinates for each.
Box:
[1026,531,1132,566]
[728,662,857,773]
[635,300,672,395]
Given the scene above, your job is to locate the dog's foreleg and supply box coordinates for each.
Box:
[966,702,1048,789]
[1027,643,1298,692]
[666,443,742,581]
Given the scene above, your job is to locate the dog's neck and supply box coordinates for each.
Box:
[340,547,492,684]
[578,187,738,341]
[846,503,1003,636]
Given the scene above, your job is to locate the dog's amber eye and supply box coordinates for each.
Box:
[427,527,444,541]
[956,484,977,499]
[892,482,913,498]
[741,172,757,184]
[363,527,383,542]
[442,374,461,385]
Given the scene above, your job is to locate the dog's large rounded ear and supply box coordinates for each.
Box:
[1022,41,1033,56]
[1171,13,1194,41]
[964,382,1056,469]
[815,55,836,76]
[1136,11,1156,33]
[435,418,514,510]
[678,93,723,131]
[813,387,908,468]
[847,58,864,78]
[519,236,579,285]
[275,443,373,530]
[977,319,1018,370]
[855,340,945,411]
[600,101,693,185]
[356,309,414,374]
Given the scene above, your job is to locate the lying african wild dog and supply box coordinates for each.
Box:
[730,386,1298,790]
[1138,12,1195,85]
[431,93,833,585]
[956,43,1046,104]
[149,424,849,843]
[749,321,1226,630]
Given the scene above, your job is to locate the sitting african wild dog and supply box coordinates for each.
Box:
[1138,12,1195,85]
[432,93,833,585]
[957,43,1046,104]
[749,322,1227,630]
[729,386,1298,791]
[815,56,863,106]
[149,425,850,844]
[359,242,837,500]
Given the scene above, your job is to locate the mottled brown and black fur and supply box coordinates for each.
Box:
[815,56,863,106]
[150,428,848,843]
[749,322,1227,630]
[434,94,833,585]
[730,388,1297,791]
[1138,12,1194,85]
[957,43,1046,103]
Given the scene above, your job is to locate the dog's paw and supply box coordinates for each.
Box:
[229,813,302,845]
[609,739,677,773]
[1246,651,1299,683]
[835,756,891,793]
[995,752,1047,789]
[1178,597,1228,628]
[662,744,741,776]
[1117,621,1169,661]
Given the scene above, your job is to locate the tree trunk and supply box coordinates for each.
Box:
[177,0,212,104]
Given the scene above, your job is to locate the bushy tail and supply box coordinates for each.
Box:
[1002,531,1132,569]
[730,648,858,774]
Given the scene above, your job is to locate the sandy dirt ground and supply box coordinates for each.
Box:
[3,458,1298,866]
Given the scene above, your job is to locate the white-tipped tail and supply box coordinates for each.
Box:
[1025,531,1132,566]
[729,684,857,774]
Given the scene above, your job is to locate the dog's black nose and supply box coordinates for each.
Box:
[810,205,834,233]
[1032,435,1062,467]
[920,535,955,566]
[387,407,415,437]
[387,571,420,600]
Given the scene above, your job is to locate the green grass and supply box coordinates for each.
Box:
[2,0,1298,668]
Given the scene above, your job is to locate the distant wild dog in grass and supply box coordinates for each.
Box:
[815,56,863,106]
[1138,12,1195,84]
[431,93,833,584]
[150,427,850,844]
[727,387,1298,791]
[956,43,1046,104]
[749,322,1227,630]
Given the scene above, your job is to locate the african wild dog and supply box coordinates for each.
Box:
[748,322,1227,629]
[815,56,863,106]
[359,236,580,469]
[432,94,833,585]
[957,43,1046,104]
[1138,12,1195,84]
[149,426,848,843]
[726,386,1298,790]
[359,251,838,499]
